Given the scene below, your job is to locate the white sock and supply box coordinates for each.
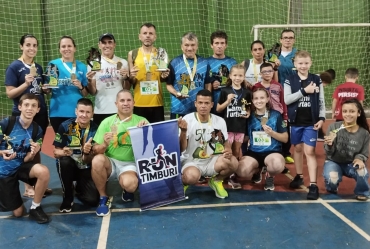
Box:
[30,201,40,210]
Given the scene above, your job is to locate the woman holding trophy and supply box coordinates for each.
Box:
[44,35,89,133]
[4,34,51,198]
[323,98,370,200]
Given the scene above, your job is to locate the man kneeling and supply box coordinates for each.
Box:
[54,98,99,212]
[0,93,50,223]
[179,90,238,198]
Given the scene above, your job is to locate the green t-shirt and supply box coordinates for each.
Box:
[94,114,148,161]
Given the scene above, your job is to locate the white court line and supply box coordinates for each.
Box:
[283,171,370,240]
[0,198,367,219]
[96,214,111,249]
[319,199,370,241]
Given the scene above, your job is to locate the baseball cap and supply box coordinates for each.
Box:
[99,33,115,42]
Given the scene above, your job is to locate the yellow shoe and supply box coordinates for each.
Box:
[209,177,228,198]
[285,156,294,164]
[183,185,189,194]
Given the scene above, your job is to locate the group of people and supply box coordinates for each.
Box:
[0,23,369,225]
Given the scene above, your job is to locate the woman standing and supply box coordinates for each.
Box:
[5,34,51,197]
[44,35,88,133]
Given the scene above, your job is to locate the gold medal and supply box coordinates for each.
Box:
[30,65,37,76]
[117,61,122,70]
[71,73,77,80]
[146,72,152,81]
[190,81,196,90]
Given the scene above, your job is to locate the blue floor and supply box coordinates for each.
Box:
[1,153,370,249]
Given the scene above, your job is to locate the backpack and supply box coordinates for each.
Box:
[4,116,39,141]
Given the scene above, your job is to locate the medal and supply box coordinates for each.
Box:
[146,72,152,81]
[30,65,37,76]
[117,61,122,70]
[71,73,76,80]
[190,81,196,90]
[183,54,197,91]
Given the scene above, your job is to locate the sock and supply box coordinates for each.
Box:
[30,201,40,210]
[310,182,317,186]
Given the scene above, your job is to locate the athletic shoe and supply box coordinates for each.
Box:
[281,166,290,174]
[59,199,74,213]
[209,177,228,198]
[29,206,49,224]
[289,175,304,189]
[261,166,267,174]
[264,173,275,191]
[198,176,207,183]
[227,174,242,189]
[285,156,294,164]
[122,190,134,202]
[96,196,112,216]
[252,170,262,183]
[307,184,319,200]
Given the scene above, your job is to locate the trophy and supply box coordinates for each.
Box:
[268,43,281,63]
[67,122,81,150]
[240,99,251,116]
[3,134,14,154]
[44,63,59,88]
[155,47,169,71]
[30,65,37,77]
[86,47,101,71]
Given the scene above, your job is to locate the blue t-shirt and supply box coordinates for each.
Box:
[5,60,47,114]
[247,110,287,153]
[45,59,88,118]
[0,117,43,178]
[53,118,98,149]
[277,48,298,85]
[207,56,237,113]
[167,55,211,115]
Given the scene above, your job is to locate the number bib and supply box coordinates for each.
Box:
[140,80,159,95]
[252,131,271,146]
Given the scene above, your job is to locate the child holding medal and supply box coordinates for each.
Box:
[323,98,370,200]
[237,88,288,191]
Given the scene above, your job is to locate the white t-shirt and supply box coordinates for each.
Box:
[182,112,228,160]
[88,55,129,114]
[245,59,262,86]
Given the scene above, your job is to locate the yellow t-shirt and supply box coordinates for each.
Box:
[133,48,164,107]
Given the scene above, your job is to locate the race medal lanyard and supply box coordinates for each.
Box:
[231,87,243,102]
[183,54,197,90]
[253,109,271,146]
[196,112,211,156]
[74,121,90,146]
[331,123,357,134]
[19,56,37,76]
[141,48,154,81]
[61,58,77,79]
[19,117,37,145]
[252,59,259,82]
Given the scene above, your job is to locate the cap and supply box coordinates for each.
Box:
[99,33,115,42]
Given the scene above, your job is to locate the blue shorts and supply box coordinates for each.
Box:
[290,125,317,147]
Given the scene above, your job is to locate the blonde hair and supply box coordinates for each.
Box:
[294,50,312,60]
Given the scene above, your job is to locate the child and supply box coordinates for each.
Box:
[332,68,364,121]
[253,62,289,175]
[284,50,325,200]
[217,64,252,189]
[323,98,369,200]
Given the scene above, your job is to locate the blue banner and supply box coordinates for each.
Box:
[129,120,186,211]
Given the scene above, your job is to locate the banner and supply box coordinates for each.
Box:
[129,120,186,211]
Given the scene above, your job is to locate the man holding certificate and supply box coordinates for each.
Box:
[53,98,99,213]
[128,23,170,123]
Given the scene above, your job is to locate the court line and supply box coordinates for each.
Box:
[96,214,111,249]
[319,198,370,241]
[1,198,366,219]
[284,171,370,241]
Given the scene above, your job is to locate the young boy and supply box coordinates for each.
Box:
[284,51,325,200]
[332,68,364,121]
[0,93,50,223]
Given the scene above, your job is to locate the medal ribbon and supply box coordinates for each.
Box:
[252,59,259,82]
[183,54,197,82]
[74,121,90,145]
[231,87,243,101]
[102,56,117,65]
[19,56,35,69]
[141,48,154,73]
[61,58,76,75]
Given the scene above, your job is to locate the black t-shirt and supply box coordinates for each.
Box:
[218,86,252,133]
[294,79,313,126]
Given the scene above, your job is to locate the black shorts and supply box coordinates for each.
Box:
[134,106,164,123]
[244,150,283,168]
[0,162,37,212]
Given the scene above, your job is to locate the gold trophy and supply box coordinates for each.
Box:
[86,47,101,71]
[3,134,14,154]
[44,63,59,88]
[66,122,82,150]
